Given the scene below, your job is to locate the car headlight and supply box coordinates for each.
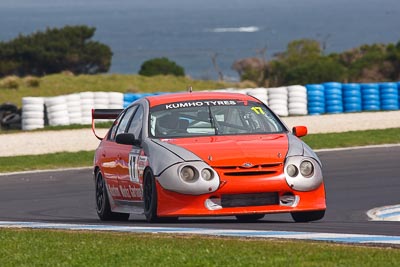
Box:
[180,166,198,182]
[286,164,298,177]
[300,160,314,177]
[201,168,214,181]
[284,156,323,191]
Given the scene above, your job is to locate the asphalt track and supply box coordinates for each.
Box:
[0,146,399,237]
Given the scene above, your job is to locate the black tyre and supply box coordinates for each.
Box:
[143,169,159,222]
[291,210,325,223]
[235,214,265,222]
[143,169,178,223]
[95,171,129,221]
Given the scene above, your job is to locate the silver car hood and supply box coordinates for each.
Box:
[142,139,202,176]
[287,134,321,166]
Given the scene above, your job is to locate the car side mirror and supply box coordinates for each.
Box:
[292,126,308,137]
[116,133,141,146]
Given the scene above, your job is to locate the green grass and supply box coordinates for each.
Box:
[0,229,399,267]
[0,73,234,106]
[0,128,399,173]
[0,151,94,173]
[302,128,400,149]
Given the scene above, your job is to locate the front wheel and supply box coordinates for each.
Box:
[291,210,325,222]
[143,170,159,222]
[143,170,178,223]
[95,171,129,221]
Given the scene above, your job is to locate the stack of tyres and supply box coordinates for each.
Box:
[342,83,362,112]
[398,82,400,107]
[323,82,343,114]
[45,96,70,126]
[246,88,268,105]
[287,85,308,115]
[108,92,124,109]
[21,97,45,130]
[94,92,109,109]
[80,92,95,124]
[361,83,380,111]
[66,93,82,125]
[379,82,399,110]
[306,84,325,115]
[267,87,289,117]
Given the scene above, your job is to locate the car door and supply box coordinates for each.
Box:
[102,106,137,201]
[118,105,145,201]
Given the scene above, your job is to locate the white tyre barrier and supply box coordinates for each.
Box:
[288,85,308,116]
[22,104,44,112]
[108,104,124,109]
[80,91,94,99]
[22,97,45,106]
[22,124,45,131]
[47,104,68,113]
[50,117,70,126]
[288,108,308,115]
[289,103,308,109]
[247,88,268,105]
[45,96,70,126]
[21,97,45,130]
[268,99,288,106]
[21,118,44,125]
[21,111,44,119]
[268,87,288,117]
[81,117,92,125]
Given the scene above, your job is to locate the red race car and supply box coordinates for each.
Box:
[92,91,326,222]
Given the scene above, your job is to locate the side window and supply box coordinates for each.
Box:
[115,106,137,137]
[108,113,124,141]
[127,105,144,139]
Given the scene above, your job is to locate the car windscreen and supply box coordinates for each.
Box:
[149,99,286,138]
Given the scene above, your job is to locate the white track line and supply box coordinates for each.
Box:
[1,221,400,246]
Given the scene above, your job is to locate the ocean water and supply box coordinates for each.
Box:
[1,0,400,80]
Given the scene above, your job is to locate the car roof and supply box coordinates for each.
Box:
[145,91,260,107]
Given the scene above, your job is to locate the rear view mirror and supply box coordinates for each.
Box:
[292,126,308,137]
[116,133,141,146]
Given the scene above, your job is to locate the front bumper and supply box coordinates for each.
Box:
[156,177,326,217]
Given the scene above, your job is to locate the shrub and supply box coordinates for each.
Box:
[24,76,40,87]
[0,76,19,89]
[0,25,112,77]
[139,57,185,77]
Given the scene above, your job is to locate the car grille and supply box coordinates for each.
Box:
[221,192,279,208]
[214,163,282,177]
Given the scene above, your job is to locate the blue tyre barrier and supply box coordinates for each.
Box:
[344,97,362,104]
[361,83,379,89]
[380,87,398,94]
[326,99,343,106]
[325,88,342,95]
[379,82,398,89]
[344,104,362,112]
[363,104,380,111]
[326,105,343,113]
[308,106,325,115]
[381,104,399,111]
[362,94,380,101]
[306,84,325,115]
[323,82,343,114]
[308,101,325,108]
[343,89,361,97]
[361,88,380,95]
[379,83,399,110]
[307,95,325,102]
[381,93,397,100]
[323,82,342,88]
[342,83,362,112]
